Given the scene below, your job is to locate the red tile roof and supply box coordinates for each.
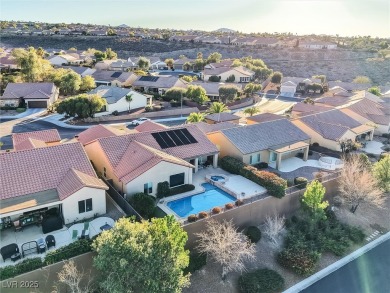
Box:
[134,120,167,132]
[0,142,107,201]
[246,113,284,123]
[77,125,119,145]
[14,138,48,151]
[12,129,61,147]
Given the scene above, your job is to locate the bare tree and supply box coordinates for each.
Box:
[53,260,94,293]
[195,219,256,280]
[338,156,384,213]
[264,214,285,247]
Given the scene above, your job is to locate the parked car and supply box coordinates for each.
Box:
[129,117,150,126]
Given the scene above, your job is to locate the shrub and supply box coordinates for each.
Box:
[187,214,198,222]
[219,156,245,174]
[208,75,221,82]
[198,211,208,219]
[294,177,308,189]
[382,133,390,138]
[312,142,320,147]
[44,240,92,265]
[156,181,170,198]
[287,179,294,187]
[314,172,323,182]
[256,162,268,169]
[0,258,43,281]
[333,195,343,207]
[235,199,244,206]
[129,193,156,218]
[245,226,262,243]
[379,153,389,161]
[347,226,365,243]
[239,269,285,293]
[225,203,234,210]
[112,110,119,116]
[184,253,207,274]
[145,105,153,112]
[170,101,181,107]
[277,246,320,276]
[170,184,195,196]
[212,207,221,214]
[16,107,26,113]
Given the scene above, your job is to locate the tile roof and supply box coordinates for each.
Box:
[193,121,237,134]
[77,124,124,145]
[203,66,254,77]
[205,112,240,122]
[292,103,332,115]
[221,119,310,154]
[281,77,322,85]
[12,129,61,147]
[1,83,56,100]
[246,113,285,123]
[91,70,134,83]
[327,81,371,91]
[132,75,187,89]
[88,85,133,104]
[134,120,167,132]
[14,138,48,151]
[0,142,107,201]
[345,99,390,125]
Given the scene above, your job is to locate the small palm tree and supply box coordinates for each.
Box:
[125,93,133,113]
[207,102,229,114]
[243,107,260,117]
[186,112,205,123]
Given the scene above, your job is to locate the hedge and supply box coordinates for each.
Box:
[0,258,43,281]
[44,239,92,265]
[239,268,285,293]
[245,226,262,243]
[294,177,308,189]
[156,181,170,198]
[170,184,195,196]
[219,156,287,198]
[184,253,207,274]
[129,193,156,219]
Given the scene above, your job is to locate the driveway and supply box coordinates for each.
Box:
[0,108,46,120]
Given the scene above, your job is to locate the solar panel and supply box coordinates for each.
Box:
[159,132,176,148]
[110,72,122,78]
[139,76,159,82]
[172,129,190,144]
[151,132,169,149]
[180,128,198,143]
[168,130,185,146]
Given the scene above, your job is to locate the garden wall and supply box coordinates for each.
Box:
[183,177,339,248]
[0,252,97,293]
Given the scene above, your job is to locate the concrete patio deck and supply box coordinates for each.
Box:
[269,156,342,173]
[362,140,385,155]
[0,216,114,268]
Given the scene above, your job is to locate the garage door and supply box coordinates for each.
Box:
[27,101,48,108]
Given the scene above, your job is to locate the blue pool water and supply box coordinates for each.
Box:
[167,183,236,218]
[210,175,225,181]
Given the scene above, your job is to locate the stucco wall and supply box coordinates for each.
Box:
[206,132,243,159]
[95,91,147,117]
[204,70,252,82]
[62,187,106,224]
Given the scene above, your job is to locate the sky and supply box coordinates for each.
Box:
[1,0,389,38]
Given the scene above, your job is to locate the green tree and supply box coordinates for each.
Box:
[218,85,239,103]
[107,28,116,36]
[186,112,205,123]
[208,75,221,82]
[105,48,117,60]
[181,75,193,83]
[94,50,107,61]
[193,59,205,71]
[312,75,327,83]
[225,74,235,82]
[133,69,148,76]
[164,58,174,68]
[368,86,381,96]
[93,217,190,293]
[271,71,283,84]
[55,94,106,118]
[61,70,82,95]
[12,47,52,82]
[164,87,186,102]
[137,57,151,70]
[379,41,389,49]
[125,93,133,113]
[208,102,229,114]
[373,154,390,192]
[36,47,46,58]
[186,85,209,104]
[243,106,260,116]
[183,62,192,71]
[353,75,371,84]
[196,52,203,59]
[244,83,262,96]
[206,52,222,64]
[232,59,242,67]
[80,75,96,92]
[301,180,329,220]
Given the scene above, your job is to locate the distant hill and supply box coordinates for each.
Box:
[214,28,236,33]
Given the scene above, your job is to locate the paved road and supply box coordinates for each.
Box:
[301,239,390,293]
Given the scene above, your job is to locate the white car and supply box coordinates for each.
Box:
[129,117,151,126]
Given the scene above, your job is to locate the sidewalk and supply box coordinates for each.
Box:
[0,108,46,120]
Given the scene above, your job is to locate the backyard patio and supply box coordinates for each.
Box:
[361,140,385,155]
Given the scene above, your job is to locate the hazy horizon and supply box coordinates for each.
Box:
[1,0,389,38]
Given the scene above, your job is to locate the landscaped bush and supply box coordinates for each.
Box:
[187,214,198,222]
[225,203,234,210]
[156,181,170,198]
[219,156,287,198]
[245,226,262,243]
[145,105,153,112]
[198,211,208,219]
[235,199,244,206]
[277,245,320,276]
[16,107,26,113]
[212,207,221,214]
[184,253,207,274]
[287,179,294,187]
[170,184,195,196]
[112,110,119,116]
[0,258,43,281]
[238,268,285,293]
[294,177,308,189]
[312,142,320,147]
[129,192,156,219]
[379,153,389,161]
[44,239,92,265]
[256,162,269,169]
[208,75,221,82]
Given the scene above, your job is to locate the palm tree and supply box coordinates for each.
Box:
[243,107,260,117]
[207,102,229,114]
[125,93,133,113]
[186,112,205,123]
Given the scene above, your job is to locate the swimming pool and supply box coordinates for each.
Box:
[166,183,236,218]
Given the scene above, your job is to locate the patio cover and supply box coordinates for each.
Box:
[269,141,309,153]
[351,124,375,135]
[0,189,60,215]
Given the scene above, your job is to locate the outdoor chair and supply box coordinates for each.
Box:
[45,235,56,249]
[1,243,20,262]
[72,230,78,240]
[13,220,23,232]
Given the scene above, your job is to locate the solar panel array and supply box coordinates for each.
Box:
[139,76,159,82]
[152,128,198,149]
[110,72,122,78]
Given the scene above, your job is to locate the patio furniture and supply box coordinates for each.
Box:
[80,229,90,240]
[72,230,78,240]
[100,223,112,231]
[1,243,20,261]
[45,235,56,249]
[21,241,38,258]
[11,253,21,262]
[13,220,23,232]
[37,238,46,253]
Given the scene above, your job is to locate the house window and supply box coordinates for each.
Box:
[103,167,107,177]
[250,153,261,164]
[78,198,93,214]
[170,173,185,187]
[144,182,153,194]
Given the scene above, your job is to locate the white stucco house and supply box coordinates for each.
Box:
[280,81,297,97]
[48,54,83,66]
[203,66,255,83]
[298,41,337,49]
[88,85,148,117]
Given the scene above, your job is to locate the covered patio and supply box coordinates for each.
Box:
[268,141,309,170]
[189,153,219,173]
